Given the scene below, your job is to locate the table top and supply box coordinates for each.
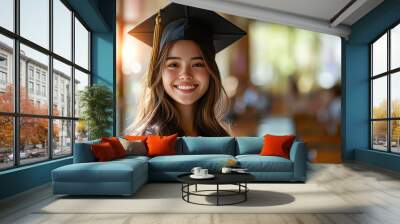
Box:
[177,172,255,185]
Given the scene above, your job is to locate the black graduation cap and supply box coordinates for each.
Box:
[128,3,246,55]
[128,3,246,87]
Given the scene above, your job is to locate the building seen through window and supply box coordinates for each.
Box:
[371,23,400,154]
[0,0,90,170]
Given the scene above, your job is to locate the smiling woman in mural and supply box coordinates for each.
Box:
[127,3,246,136]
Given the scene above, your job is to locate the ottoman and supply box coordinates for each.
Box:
[52,156,148,196]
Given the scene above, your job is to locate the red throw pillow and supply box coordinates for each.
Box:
[101,137,126,158]
[260,134,296,159]
[91,142,117,161]
[146,133,178,157]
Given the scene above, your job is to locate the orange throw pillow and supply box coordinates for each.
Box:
[146,133,178,157]
[260,134,296,159]
[124,135,147,141]
[91,142,117,161]
[101,137,126,158]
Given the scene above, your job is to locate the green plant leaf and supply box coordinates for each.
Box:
[79,84,113,140]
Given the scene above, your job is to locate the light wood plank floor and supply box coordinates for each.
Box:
[1,162,400,224]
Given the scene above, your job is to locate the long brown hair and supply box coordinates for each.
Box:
[127,41,230,136]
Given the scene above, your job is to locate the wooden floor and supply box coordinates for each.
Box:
[1,162,400,224]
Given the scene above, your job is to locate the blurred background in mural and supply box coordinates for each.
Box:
[116,0,342,163]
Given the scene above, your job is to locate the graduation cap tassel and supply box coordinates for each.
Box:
[146,10,162,88]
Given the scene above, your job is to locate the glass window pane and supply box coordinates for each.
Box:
[372,33,387,76]
[391,72,400,118]
[20,117,49,165]
[391,24,400,70]
[75,120,88,143]
[372,121,388,151]
[53,59,72,117]
[53,119,72,158]
[372,77,387,119]
[391,120,400,153]
[0,116,14,170]
[75,18,89,70]
[0,35,14,112]
[74,69,89,118]
[20,44,49,115]
[53,0,72,60]
[0,0,14,31]
[20,0,49,49]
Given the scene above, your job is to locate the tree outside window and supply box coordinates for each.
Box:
[371,23,400,153]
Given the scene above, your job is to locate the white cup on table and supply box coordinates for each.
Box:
[200,169,208,176]
[191,167,202,176]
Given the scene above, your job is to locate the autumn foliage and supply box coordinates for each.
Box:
[0,84,59,150]
[372,99,400,141]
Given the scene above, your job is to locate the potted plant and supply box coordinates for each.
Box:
[79,84,113,140]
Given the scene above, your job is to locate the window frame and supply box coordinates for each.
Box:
[370,20,400,154]
[0,0,92,171]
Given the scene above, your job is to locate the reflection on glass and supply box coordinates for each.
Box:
[20,44,49,115]
[372,121,387,151]
[53,119,72,158]
[74,18,89,70]
[53,59,72,117]
[74,69,89,118]
[0,0,14,31]
[53,0,72,60]
[391,120,400,153]
[20,0,49,49]
[372,33,387,76]
[0,116,13,170]
[20,117,49,165]
[391,72,400,118]
[392,24,400,70]
[75,120,88,143]
[372,77,387,119]
[0,34,14,112]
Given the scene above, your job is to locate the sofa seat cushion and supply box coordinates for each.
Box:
[116,155,150,163]
[149,154,235,172]
[53,159,147,183]
[236,155,293,172]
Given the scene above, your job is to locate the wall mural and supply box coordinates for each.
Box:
[121,0,340,162]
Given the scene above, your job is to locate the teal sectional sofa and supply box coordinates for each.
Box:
[52,137,307,196]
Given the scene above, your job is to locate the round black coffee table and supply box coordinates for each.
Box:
[177,173,255,206]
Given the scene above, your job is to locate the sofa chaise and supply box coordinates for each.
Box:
[52,137,307,196]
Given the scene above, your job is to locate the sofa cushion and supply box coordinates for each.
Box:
[148,154,235,172]
[260,134,296,159]
[91,142,118,161]
[101,137,127,158]
[52,158,147,183]
[147,134,178,157]
[236,137,263,155]
[124,135,147,141]
[119,138,147,156]
[178,137,235,155]
[114,155,150,163]
[236,155,293,172]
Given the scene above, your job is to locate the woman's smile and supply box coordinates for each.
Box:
[173,82,199,94]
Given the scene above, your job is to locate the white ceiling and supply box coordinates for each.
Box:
[172,0,384,38]
[227,0,353,22]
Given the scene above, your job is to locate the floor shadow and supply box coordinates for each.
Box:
[203,190,295,207]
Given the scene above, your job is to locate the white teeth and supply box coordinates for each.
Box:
[176,85,196,90]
